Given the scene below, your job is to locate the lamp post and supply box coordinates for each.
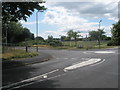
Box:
[5,21,10,46]
[5,23,7,46]
[36,10,44,52]
[98,20,102,49]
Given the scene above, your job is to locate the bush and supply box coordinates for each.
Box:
[107,40,118,46]
[107,41,113,46]
[48,40,62,47]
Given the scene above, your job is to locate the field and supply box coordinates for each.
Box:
[33,40,115,50]
[61,41,111,49]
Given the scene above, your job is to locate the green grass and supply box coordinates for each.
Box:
[61,41,116,49]
[2,49,38,60]
[32,41,118,50]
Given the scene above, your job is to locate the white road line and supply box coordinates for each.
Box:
[11,73,67,89]
[94,51,115,54]
[83,51,94,54]
[90,59,105,66]
[64,58,102,71]
[64,58,68,59]
[84,51,116,54]
[71,58,76,59]
[2,69,59,89]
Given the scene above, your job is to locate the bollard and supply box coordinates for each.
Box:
[26,46,28,52]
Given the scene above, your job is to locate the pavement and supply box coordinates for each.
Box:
[2,47,119,89]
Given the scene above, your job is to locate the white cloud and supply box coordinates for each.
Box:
[45,1,118,21]
[42,6,99,29]
[40,4,115,38]
[39,1,118,38]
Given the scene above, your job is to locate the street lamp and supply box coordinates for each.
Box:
[98,20,102,49]
[99,20,102,30]
[5,21,10,46]
[36,10,44,52]
[59,35,62,42]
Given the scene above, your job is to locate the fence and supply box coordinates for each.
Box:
[2,43,35,54]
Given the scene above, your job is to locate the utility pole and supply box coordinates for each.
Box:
[98,20,102,49]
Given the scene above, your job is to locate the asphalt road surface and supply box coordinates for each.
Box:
[2,47,119,89]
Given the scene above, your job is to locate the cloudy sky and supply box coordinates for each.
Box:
[20,0,119,39]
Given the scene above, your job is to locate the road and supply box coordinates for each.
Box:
[2,47,119,89]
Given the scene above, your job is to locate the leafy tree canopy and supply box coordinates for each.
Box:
[111,20,120,45]
[2,2,46,23]
[67,30,80,40]
[2,21,34,43]
[89,29,106,40]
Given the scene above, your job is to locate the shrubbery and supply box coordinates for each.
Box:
[47,40,62,47]
[107,40,118,46]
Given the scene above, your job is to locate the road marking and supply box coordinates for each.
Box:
[94,51,115,54]
[83,51,94,54]
[71,58,76,59]
[64,58,102,71]
[43,75,47,78]
[64,58,68,59]
[81,58,91,60]
[72,58,90,65]
[90,59,105,66]
[11,73,67,89]
[2,69,59,89]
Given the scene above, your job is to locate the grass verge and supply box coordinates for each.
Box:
[2,49,38,61]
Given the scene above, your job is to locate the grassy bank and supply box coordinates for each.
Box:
[2,49,38,60]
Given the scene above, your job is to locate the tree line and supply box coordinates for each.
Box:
[2,22,34,43]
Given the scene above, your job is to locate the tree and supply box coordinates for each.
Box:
[67,30,74,40]
[2,2,46,44]
[2,21,34,43]
[72,31,81,46]
[2,2,46,23]
[20,28,34,41]
[60,36,67,41]
[35,36,44,41]
[111,20,120,45]
[67,30,81,46]
[89,29,106,48]
[47,35,53,41]
[98,29,105,40]
[89,29,105,41]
